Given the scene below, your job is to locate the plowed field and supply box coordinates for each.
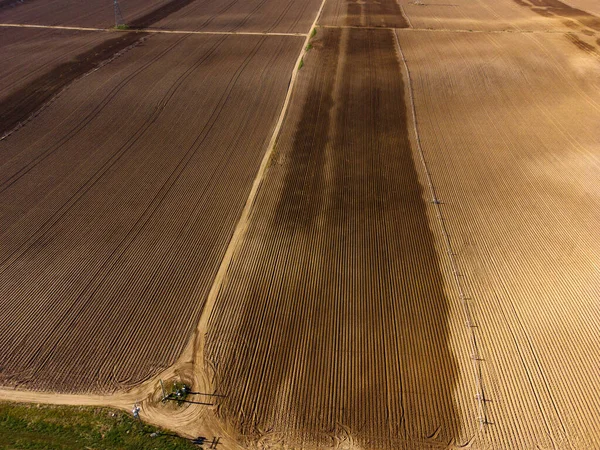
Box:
[1,0,600,447]
[0,30,148,137]
[396,27,600,449]
[319,0,408,27]
[0,33,303,393]
[400,0,600,32]
[0,0,171,28]
[149,0,323,34]
[204,27,475,448]
[0,28,110,102]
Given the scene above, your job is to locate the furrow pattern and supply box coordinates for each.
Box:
[0,33,303,394]
[205,28,464,449]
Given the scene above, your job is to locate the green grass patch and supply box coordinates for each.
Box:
[305,43,313,51]
[115,24,130,30]
[298,58,304,70]
[310,27,317,38]
[0,402,197,450]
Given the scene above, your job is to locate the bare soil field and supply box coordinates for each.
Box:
[0,0,171,28]
[1,0,599,447]
[396,27,600,448]
[0,28,110,103]
[0,29,145,136]
[319,0,408,27]
[0,32,303,394]
[204,27,477,449]
[563,0,600,16]
[0,0,233,136]
[149,0,323,34]
[400,0,600,33]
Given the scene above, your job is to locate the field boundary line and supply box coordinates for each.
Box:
[393,29,490,429]
[191,0,327,368]
[2,22,586,36]
[399,5,414,28]
[0,23,307,37]
[0,23,105,31]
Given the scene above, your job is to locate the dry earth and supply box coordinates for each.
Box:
[562,0,600,16]
[0,0,599,448]
[148,0,323,34]
[0,0,171,28]
[0,28,110,103]
[204,26,474,449]
[396,25,600,448]
[0,32,303,393]
[400,0,600,33]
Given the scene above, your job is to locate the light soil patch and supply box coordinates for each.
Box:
[399,0,596,32]
[397,27,600,449]
[149,0,323,34]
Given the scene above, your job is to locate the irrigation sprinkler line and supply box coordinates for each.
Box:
[393,29,489,429]
[2,23,585,37]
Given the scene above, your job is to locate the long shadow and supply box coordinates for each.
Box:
[206,28,460,448]
[0,0,197,136]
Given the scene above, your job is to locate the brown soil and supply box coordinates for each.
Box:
[397,27,600,448]
[205,27,459,448]
[319,0,408,27]
[148,0,323,34]
[2,0,600,448]
[0,0,207,137]
[514,0,600,31]
[0,0,172,28]
[0,33,303,394]
[400,0,592,32]
[0,31,145,137]
[0,28,109,102]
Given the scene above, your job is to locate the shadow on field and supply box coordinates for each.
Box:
[0,0,196,137]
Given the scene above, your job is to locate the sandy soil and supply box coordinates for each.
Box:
[562,0,600,16]
[400,0,600,33]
